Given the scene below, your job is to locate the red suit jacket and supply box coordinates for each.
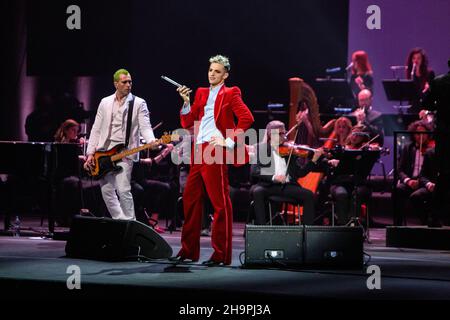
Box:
[180,85,254,164]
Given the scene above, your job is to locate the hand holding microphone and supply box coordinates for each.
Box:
[177,85,192,104]
[161,75,192,103]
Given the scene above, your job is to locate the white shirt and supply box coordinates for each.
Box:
[272,150,290,183]
[412,148,424,178]
[196,84,223,145]
[109,94,128,145]
[180,84,234,149]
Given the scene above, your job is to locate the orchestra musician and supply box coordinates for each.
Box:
[420,58,450,227]
[352,89,384,146]
[53,119,107,226]
[250,120,324,226]
[54,119,85,144]
[406,48,435,113]
[349,50,374,98]
[331,117,353,147]
[326,125,375,225]
[417,147,438,222]
[395,120,435,225]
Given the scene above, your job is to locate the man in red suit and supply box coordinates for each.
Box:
[173,55,254,266]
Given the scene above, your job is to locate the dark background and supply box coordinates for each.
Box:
[3,0,349,140]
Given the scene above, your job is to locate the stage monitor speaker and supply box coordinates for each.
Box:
[245,225,303,266]
[65,216,173,261]
[304,226,363,268]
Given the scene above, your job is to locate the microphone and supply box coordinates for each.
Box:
[411,63,416,78]
[326,67,341,73]
[390,65,407,70]
[161,75,183,88]
[345,62,354,71]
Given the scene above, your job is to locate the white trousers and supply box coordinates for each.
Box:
[99,160,135,220]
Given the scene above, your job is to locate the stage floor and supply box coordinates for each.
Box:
[1,220,450,303]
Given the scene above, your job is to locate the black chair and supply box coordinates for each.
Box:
[314,194,337,226]
[267,195,303,226]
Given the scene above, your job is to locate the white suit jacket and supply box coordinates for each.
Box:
[86,93,156,161]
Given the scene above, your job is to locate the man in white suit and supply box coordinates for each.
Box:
[84,69,156,220]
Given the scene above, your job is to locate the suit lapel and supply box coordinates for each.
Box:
[214,85,226,122]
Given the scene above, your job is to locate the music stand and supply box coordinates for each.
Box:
[314,78,355,114]
[382,79,418,113]
[333,149,380,242]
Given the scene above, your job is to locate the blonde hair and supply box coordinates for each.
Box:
[54,119,80,143]
[209,55,231,72]
[334,117,353,142]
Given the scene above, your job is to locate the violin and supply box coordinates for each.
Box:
[277,141,338,158]
[343,143,390,156]
[420,139,435,155]
[277,142,315,157]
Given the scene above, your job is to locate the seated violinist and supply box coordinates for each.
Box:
[250,121,324,225]
[331,116,353,147]
[395,120,435,225]
[326,125,374,225]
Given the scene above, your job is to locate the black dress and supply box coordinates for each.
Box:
[409,70,435,113]
[350,73,374,98]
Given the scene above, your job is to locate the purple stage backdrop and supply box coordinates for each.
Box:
[348,0,450,173]
[348,0,450,113]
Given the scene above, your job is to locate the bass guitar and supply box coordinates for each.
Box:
[87,132,178,179]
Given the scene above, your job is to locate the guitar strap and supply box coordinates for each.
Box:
[125,95,135,148]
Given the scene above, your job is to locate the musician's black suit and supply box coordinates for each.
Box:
[250,143,318,225]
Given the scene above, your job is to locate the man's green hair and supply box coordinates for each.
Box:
[113,69,130,82]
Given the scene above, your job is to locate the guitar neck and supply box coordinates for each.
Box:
[111,141,159,161]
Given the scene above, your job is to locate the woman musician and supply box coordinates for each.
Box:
[324,125,376,225]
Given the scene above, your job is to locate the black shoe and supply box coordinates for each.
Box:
[168,219,183,231]
[169,256,198,264]
[167,220,176,231]
[201,259,222,267]
[169,256,184,262]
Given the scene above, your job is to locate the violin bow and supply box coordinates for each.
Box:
[359,134,380,150]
